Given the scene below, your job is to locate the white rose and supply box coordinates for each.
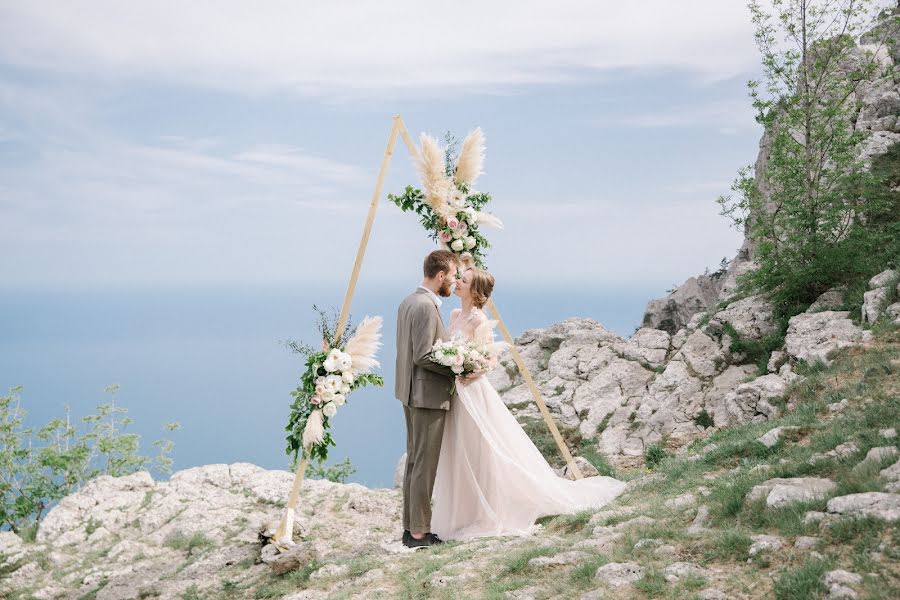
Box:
[322,402,337,418]
[465,207,477,221]
[451,228,463,240]
[340,383,351,395]
[324,349,342,372]
[333,393,346,406]
[451,364,465,374]
[341,371,354,384]
[464,236,476,250]
[315,376,326,386]
[450,239,464,252]
[325,375,342,390]
[321,389,335,401]
[338,352,353,371]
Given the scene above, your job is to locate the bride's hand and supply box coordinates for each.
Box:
[458,369,486,385]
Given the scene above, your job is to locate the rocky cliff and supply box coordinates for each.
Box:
[641,6,900,334]
[3,316,899,599]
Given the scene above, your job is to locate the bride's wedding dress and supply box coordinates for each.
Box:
[431,307,627,541]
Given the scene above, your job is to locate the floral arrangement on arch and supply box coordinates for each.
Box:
[388,128,503,268]
[284,307,384,464]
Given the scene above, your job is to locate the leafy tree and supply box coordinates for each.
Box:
[305,457,357,484]
[718,1,899,317]
[0,384,180,538]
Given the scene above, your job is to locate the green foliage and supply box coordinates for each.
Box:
[0,384,179,536]
[694,408,714,429]
[163,531,214,556]
[633,567,666,597]
[722,321,788,375]
[773,557,830,600]
[518,417,583,469]
[387,131,499,268]
[386,185,440,241]
[306,457,356,483]
[704,530,752,562]
[717,0,899,319]
[578,439,618,478]
[644,443,668,469]
[284,307,384,466]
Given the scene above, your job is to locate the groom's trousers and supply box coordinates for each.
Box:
[402,404,447,533]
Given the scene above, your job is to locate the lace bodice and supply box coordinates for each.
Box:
[448,307,493,343]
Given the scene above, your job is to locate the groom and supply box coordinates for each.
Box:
[395,249,460,548]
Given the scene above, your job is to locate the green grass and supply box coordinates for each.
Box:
[704,530,752,562]
[773,557,830,600]
[644,443,668,468]
[501,545,563,575]
[633,567,666,597]
[538,510,594,534]
[163,531,215,555]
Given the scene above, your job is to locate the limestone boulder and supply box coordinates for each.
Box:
[747,477,837,509]
[826,492,900,522]
[784,311,872,365]
[709,294,777,341]
[715,374,786,427]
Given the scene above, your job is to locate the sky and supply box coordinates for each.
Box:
[0,0,792,294]
[7,0,891,295]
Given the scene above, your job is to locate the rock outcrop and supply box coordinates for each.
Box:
[642,8,899,335]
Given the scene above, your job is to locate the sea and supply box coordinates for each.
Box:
[0,282,659,489]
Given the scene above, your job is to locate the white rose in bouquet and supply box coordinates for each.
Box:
[464,236,476,250]
[450,239,464,252]
[341,371,354,384]
[322,402,338,418]
[340,383,351,395]
[321,389,335,402]
[338,352,353,371]
[332,393,346,406]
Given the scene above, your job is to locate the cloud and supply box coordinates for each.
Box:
[0,1,761,98]
[592,99,759,132]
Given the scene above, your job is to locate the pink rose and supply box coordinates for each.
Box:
[453,354,464,367]
[310,396,322,405]
[447,217,460,229]
[458,220,468,232]
[439,230,452,243]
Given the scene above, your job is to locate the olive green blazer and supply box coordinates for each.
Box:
[395,288,456,410]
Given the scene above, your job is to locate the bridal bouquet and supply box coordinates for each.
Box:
[285,308,384,464]
[430,318,508,378]
[430,337,499,376]
[388,128,503,268]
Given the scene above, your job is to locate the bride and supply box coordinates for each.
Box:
[431,267,627,542]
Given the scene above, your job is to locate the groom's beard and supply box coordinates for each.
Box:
[438,279,453,297]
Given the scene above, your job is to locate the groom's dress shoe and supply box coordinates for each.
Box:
[403,532,442,548]
[402,529,411,545]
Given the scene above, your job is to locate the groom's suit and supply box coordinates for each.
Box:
[396,287,456,534]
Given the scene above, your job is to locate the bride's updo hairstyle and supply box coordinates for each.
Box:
[468,268,495,309]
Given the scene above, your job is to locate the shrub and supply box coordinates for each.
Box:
[0,385,179,536]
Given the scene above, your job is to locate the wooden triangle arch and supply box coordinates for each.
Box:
[272,114,583,548]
